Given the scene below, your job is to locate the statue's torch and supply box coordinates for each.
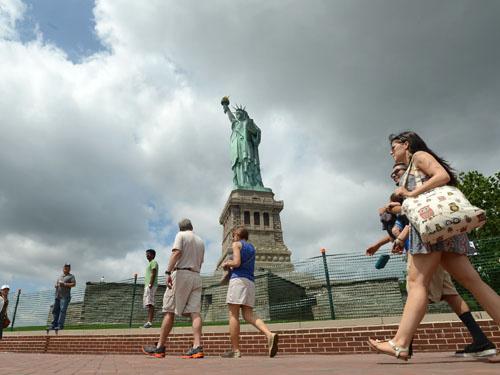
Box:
[221,96,230,113]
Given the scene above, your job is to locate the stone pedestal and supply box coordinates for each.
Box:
[217,189,292,270]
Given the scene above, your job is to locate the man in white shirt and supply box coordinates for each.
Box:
[142,218,205,359]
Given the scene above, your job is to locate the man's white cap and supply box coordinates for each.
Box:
[1,285,10,290]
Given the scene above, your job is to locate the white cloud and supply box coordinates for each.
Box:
[1,1,499,290]
[0,0,25,40]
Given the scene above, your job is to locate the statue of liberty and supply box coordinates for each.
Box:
[221,96,271,191]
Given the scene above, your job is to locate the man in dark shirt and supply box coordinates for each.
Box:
[50,263,76,330]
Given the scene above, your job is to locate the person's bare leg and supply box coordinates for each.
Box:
[191,312,202,348]
[157,312,174,348]
[147,305,154,323]
[441,253,500,324]
[228,304,241,352]
[241,306,272,339]
[442,294,469,316]
[370,252,441,356]
[392,252,442,347]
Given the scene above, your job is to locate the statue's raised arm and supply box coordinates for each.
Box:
[221,96,235,123]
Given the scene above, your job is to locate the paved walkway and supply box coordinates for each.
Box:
[0,352,497,375]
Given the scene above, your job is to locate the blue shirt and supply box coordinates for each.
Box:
[395,218,410,252]
[230,240,255,282]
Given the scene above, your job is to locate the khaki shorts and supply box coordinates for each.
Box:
[162,270,202,316]
[406,254,458,303]
[226,277,255,307]
[143,285,157,307]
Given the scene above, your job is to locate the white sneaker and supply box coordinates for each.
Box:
[143,322,152,328]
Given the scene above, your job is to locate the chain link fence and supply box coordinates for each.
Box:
[6,237,499,330]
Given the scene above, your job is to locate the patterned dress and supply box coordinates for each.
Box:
[401,163,472,255]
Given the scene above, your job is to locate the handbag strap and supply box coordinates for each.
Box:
[401,156,426,190]
[400,156,414,189]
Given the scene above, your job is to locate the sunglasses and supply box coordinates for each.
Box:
[390,169,405,179]
[391,142,404,152]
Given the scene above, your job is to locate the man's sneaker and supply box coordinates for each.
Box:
[221,350,241,358]
[143,322,152,328]
[455,341,497,357]
[181,346,204,359]
[142,344,166,358]
[268,333,279,358]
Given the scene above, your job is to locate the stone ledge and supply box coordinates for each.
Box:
[4,311,492,336]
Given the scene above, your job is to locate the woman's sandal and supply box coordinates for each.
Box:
[368,338,411,361]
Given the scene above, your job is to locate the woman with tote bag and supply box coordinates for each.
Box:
[368,131,500,361]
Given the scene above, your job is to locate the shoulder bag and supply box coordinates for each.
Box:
[401,158,486,244]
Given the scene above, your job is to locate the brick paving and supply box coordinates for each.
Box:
[0,352,497,375]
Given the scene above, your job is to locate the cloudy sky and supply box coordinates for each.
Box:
[1,0,499,292]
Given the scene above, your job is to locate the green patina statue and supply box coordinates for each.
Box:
[221,96,271,191]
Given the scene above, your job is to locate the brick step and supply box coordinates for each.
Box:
[1,320,498,355]
[0,338,47,353]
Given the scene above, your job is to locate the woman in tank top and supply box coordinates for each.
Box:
[368,131,500,361]
[221,226,279,358]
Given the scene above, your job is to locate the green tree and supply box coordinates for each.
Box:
[455,171,500,306]
[457,171,499,239]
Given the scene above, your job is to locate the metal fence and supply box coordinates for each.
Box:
[6,237,499,330]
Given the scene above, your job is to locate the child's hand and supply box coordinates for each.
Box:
[365,244,380,256]
[394,187,413,198]
[387,202,402,214]
[392,239,404,254]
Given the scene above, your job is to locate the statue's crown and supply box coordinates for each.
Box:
[234,104,247,112]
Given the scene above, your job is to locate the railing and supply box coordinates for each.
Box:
[6,237,499,330]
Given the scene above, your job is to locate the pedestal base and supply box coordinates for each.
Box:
[217,189,292,271]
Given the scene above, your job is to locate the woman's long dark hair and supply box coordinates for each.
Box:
[389,131,457,186]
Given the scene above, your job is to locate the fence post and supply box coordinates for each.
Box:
[10,289,21,331]
[321,248,335,320]
[129,273,138,328]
